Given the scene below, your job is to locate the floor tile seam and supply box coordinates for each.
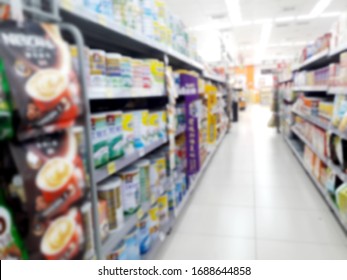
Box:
[254,237,347,246]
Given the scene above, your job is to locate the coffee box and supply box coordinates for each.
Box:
[0,21,82,135]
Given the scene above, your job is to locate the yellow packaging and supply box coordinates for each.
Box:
[157,194,169,223]
[148,203,159,240]
[149,112,160,142]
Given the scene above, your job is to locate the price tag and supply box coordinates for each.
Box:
[137,207,144,220]
[107,162,116,175]
[97,15,107,26]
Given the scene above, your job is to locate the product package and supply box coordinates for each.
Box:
[0,190,28,260]
[89,49,106,88]
[122,112,136,155]
[124,227,140,260]
[91,113,109,168]
[157,193,169,224]
[120,166,140,216]
[0,21,82,135]
[106,111,124,160]
[148,203,159,241]
[136,159,151,203]
[107,240,127,260]
[133,110,150,149]
[9,128,87,219]
[98,199,109,241]
[138,213,151,255]
[148,111,160,143]
[336,183,347,222]
[0,59,13,140]
[98,176,124,230]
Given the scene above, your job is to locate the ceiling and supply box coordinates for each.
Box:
[164,0,347,65]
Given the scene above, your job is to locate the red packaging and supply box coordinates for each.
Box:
[9,128,87,219]
[0,21,82,136]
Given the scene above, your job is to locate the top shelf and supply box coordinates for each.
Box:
[293,44,347,72]
[60,5,203,72]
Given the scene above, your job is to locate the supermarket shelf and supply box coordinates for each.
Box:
[291,126,328,164]
[284,137,347,234]
[292,86,328,92]
[293,49,330,71]
[175,126,186,136]
[328,87,347,95]
[102,131,227,259]
[141,217,173,260]
[291,127,347,182]
[60,6,203,71]
[203,72,226,84]
[95,137,168,183]
[329,126,347,140]
[101,201,151,258]
[279,77,293,84]
[329,43,347,57]
[174,130,227,219]
[101,177,172,258]
[292,110,329,130]
[89,87,166,100]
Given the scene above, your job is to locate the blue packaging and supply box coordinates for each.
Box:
[124,227,140,260]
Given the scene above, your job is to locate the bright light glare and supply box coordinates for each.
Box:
[275,16,295,22]
[310,0,332,17]
[225,0,242,24]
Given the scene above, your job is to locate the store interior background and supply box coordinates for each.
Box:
[1,0,347,261]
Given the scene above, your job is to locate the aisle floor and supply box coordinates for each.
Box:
[156,105,347,260]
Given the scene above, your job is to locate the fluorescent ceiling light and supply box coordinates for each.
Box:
[236,20,252,26]
[275,16,295,22]
[297,14,315,20]
[253,18,272,25]
[320,12,341,18]
[225,0,242,24]
[256,22,272,62]
[310,0,332,17]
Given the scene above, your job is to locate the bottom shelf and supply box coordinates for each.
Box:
[146,130,228,259]
[284,137,347,234]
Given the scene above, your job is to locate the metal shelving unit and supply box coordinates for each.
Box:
[292,50,330,71]
[1,0,231,261]
[292,110,330,130]
[95,137,168,183]
[285,137,347,233]
[292,86,329,92]
[328,87,347,95]
[60,4,203,71]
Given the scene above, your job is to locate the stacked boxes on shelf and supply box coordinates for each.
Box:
[65,0,200,61]
[91,109,167,169]
[328,52,347,88]
[72,46,165,98]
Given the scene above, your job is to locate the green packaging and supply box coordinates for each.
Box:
[0,59,13,140]
[91,113,109,167]
[106,111,124,160]
[0,189,28,260]
[136,159,151,203]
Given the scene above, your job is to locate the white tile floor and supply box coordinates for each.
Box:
[156,105,347,260]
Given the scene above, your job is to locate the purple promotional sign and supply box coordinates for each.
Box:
[185,94,200,176]
[179,73,199,95]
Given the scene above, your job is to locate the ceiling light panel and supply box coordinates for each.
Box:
[225,0,242,24]
[310,0,333,17]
